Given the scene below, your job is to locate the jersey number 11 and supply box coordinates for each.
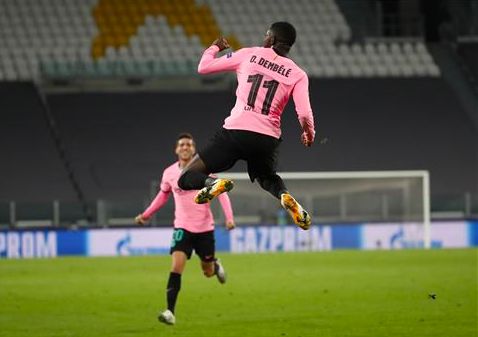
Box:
[247,74,279,115]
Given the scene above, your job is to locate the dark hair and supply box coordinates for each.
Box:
[270,22,296,46]
[177,132,193,141]
[176,132,195,146]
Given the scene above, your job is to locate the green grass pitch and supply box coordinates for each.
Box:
[0,249,476,337]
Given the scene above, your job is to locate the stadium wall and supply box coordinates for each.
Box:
[46,78,477,201]
[0,78,478,205]
[1,78,476,205]
[1,221,477,259]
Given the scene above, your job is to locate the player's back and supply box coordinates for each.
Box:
[224,47,308,139]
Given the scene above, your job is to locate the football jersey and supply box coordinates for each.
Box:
[142,162,234,233]
[198,45,315,140]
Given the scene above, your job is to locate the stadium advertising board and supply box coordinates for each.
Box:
[227,225,332,253]
[87,228,173,256]
[1,221,477,259]
[0,230,86,258]
[361,222,470,249]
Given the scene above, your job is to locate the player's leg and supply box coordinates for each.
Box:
[194,230,227,284]
[201,259,227,284]
[177,154,210,190]
[201,259,215,277]
[158,229,193,325]
[178,154,234,204]
[244,131,312,230]
[178,129,239,203]
[158,251,185,325]
[255,174,311,230]
[256,173,287,200]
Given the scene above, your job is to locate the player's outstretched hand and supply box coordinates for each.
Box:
[225,221,236,230]
[301,132,314,147]
[135,214,147,225]
[213,37,230,51]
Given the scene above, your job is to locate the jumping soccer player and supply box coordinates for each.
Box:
[178,22,315,230]
[135,133,235,325]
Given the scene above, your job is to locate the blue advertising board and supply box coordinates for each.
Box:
[1,221,477,259]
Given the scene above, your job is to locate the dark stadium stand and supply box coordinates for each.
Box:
[43,78,477,203]
[0,83,78,201]
[1,78,476,212]
[457,42,478,81]
[46,90,232,202]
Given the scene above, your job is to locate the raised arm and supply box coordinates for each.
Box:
[217,192,235,230]
[198,38,252,74]
[292,73,316,146]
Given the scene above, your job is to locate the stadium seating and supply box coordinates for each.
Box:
[0,0,440,81]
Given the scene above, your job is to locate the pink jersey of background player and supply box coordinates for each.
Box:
[136,133,234,324]
[198,45,315,141]
[141,161,234,233]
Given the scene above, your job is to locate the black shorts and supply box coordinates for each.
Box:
[170,228,216,262]
[198,128,281,182]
